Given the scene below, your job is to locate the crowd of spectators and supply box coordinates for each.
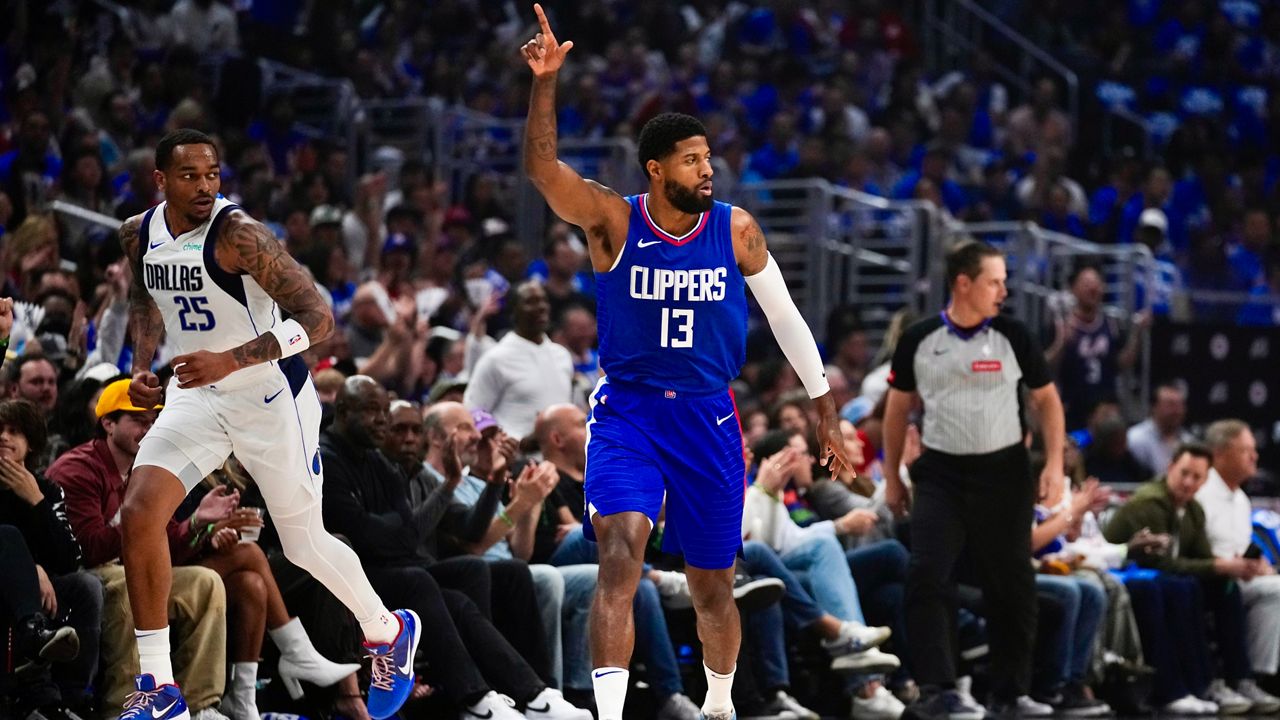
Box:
[0,2,1279,720]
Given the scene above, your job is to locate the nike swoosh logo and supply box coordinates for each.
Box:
[149,240,165,250]
[637,239,662,248]
[397,655,413,675]
[933,348,950,355]
[717,413,735,425]
[593,669,624,678]
[151,699,179,718]
[465,711,493,719]
[526,702,550,712]
[264,388,284,404]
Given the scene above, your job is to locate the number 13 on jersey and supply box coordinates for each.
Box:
[660,308,693,348]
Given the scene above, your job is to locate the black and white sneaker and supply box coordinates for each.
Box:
[733,574,784,612]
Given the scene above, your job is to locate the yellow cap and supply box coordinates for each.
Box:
[95,378,162,418]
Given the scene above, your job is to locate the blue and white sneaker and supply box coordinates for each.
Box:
[119,674,189,720]
[364,609,421,720]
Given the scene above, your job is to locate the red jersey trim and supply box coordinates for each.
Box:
[640,193,708,246]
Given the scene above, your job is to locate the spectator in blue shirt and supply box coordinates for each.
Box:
[748,110,801,180]
[892,141,967,214]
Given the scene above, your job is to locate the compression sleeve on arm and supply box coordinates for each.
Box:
[744,253,830,399]
[268,318,312,359]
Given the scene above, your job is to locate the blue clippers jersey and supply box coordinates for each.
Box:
[595,194,747,394]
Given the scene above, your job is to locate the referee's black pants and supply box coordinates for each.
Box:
[905,443,1038,703]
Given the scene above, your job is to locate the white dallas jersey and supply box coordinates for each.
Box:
[139,198,302,391]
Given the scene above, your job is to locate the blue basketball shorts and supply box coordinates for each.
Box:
[583,378,747,570]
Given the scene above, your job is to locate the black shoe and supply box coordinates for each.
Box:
[14,615,80,675]
[1057,683,1113,717]
[733,574,784,612]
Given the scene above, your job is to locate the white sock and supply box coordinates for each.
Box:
[358,608,398,646]
[592,667,629,720]
[136,627,174,686]
[702,663,735,715]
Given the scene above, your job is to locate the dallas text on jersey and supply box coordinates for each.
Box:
[145,262,205,293]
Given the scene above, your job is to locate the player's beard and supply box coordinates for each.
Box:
[664,178,713,214]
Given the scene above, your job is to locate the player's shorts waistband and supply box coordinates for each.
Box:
[602,377,729,400]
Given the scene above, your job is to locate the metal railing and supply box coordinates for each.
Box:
[734,180,934,349]
[920,0,1079,127]
[935,220,1157,417]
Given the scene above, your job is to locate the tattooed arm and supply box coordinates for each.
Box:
[170,211,334,389]
[521,4,628,272]
[120,216,167,406]
[731,206,770,275]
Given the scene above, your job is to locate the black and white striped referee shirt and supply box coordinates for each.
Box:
[888,312,1052,456]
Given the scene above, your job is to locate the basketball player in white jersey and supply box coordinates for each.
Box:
[114,130,420,720]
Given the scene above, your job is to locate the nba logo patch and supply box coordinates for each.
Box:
[664,390,677,399]
[312,450,322,475]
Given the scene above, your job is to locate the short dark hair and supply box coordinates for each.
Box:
[945,240,1003,287]
[637,113,708,178]
[8,354,56,384]
[0,399,48,468]
[155,129,217,172]
[1170,441,1213,467]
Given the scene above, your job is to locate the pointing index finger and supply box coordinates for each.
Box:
[533,3,555,42]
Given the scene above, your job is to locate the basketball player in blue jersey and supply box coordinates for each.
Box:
[114,130,420,720]
[522,7,853,720]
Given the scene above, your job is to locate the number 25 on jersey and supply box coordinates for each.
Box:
[174,296,216,332]
[660,308,693,348]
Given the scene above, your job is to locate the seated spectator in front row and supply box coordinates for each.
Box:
[1198,420,1280,706]
[1103,442,1277,715]
[1029,470,1112,716]
[743,431,905,718]
[47,380,229,720]
[422,404,572,693]
[319,376,588,720]
[0,398,101,720]
[49,381,357,720]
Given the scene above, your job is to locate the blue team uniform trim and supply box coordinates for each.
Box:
[202,204,247,306]
[137,206,158,265]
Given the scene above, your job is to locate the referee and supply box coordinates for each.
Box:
[883,240,1065,719]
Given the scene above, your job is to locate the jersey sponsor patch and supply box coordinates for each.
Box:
[971,360,1002,373]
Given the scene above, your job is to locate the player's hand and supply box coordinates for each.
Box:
[522,4,573,78]
[129,370,163,408]
[172,350,239,389]
[814,393,853,479]
[0,297,13,341]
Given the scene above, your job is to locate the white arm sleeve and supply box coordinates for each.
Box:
[744,253,830,399]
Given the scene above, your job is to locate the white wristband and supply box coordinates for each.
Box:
[268,318,311,359]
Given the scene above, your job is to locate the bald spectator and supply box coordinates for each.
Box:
[464,282,572,439]
[1197,420,1280,706]
[1127,383,1194,477]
